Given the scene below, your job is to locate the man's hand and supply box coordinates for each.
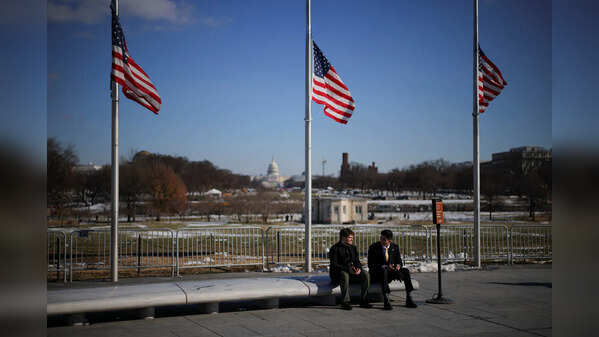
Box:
[351,266,361,275]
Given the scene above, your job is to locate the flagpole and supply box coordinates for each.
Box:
[111,0,120,282]
[473,0,481,269]
[304,0,313,273]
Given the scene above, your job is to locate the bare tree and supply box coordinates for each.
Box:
[47,138,79,224]
[121,161,148,222]
[481,168,504,220]
[147,163,187,221]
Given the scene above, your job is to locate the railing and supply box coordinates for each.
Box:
[425,224,511,263]
[176,226,264,275]
[68,228,176,282]
[264,225,429,269]
[47,229,68,283]
[509,225,552,263]
[47,223,552,282]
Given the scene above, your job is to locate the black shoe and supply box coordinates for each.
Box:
[383,301,393,310]
[341,302,352,310]
[406,296,418,308]
[359,302,373,309]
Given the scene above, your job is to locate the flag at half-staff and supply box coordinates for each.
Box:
[311,41,355,124]
[110,5,162,114]
[478,46,506,113]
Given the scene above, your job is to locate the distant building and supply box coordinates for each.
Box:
[204,188,222,198]
[482,146,551,175]
[312,197,368,224]
[251,158,289,189]
[74,162,102,172]
[340,153,378,178]
[340,153,350,178]
[368,162,378,175]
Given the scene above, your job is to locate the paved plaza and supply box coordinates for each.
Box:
[48,264,551,337]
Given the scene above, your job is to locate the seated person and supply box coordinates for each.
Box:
[329,228,372,310]
[368,229,417,310]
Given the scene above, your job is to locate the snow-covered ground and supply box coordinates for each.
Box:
[184,222,228,227]
[373,211,549,223]
[405,261,474,273]
[369,199,472,206]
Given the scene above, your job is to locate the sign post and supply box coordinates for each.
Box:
[426,199,453,304]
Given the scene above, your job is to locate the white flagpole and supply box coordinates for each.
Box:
[111,0,120,282]
[304,0,313,272]
[473,0,481,268]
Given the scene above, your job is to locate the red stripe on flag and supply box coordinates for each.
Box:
[312,88,355,111]
[324,110,348,124]
[313,79,354,102]
[311,97,353,118]
[111,69,162,106]
[112,63,160,101]
[324,71,349,92]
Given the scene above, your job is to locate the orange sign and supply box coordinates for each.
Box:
[432,200,444,224]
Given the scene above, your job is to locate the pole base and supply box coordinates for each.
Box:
[426,295,454,304]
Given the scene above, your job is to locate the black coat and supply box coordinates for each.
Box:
[329,241,362,283]
[367,241,403,275]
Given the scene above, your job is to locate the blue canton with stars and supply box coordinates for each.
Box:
[478,45,486,71]
[313,41,330,78]
[111,4,127,64]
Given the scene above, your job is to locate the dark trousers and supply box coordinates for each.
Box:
[336,270,370,304]
[374,267,414,303]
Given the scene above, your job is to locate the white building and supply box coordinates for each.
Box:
[312,197,368,224]
[74,162,103,172]
[251,158,289,189]
[204,188,222,198]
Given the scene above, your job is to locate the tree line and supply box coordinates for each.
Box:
[47,138,254,223]
[48,138,551,224]
[309,157,551,219]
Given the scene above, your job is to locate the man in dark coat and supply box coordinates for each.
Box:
[368,229,417,310]
[329,228,372,310]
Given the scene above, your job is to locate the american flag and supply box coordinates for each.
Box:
[111,6,161,114]
[312,41,355,124]
[478,46,506,113]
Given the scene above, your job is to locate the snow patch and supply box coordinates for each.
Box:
[406,261,472,273]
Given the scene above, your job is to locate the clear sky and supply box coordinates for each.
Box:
[46,0,553,176]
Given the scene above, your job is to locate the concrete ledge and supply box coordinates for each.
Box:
[47,275,419,316]
[47,283,186,316]
[295,275,418,296]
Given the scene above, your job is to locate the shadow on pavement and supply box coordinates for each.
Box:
[488,281,552,288]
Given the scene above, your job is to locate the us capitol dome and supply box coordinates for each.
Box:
[251,158,289,188]
[267,159,280,177]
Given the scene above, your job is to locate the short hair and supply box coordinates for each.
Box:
[339,228,354,239]
[381,229,393,240]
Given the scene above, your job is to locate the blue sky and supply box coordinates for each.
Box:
[46,0,553,176]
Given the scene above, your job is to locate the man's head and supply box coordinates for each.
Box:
[339,228,354,245]
[380,229,393,246]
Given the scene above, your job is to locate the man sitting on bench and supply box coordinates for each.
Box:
[368,229,417,310]
[329,228,372,310]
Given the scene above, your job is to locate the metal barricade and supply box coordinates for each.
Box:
[509,225,552,262]
[47,229,68,283]
[69,228,176,282]
[47,223,552,282]
[265,224,429,269]
[175,226,264,275]
[426,224,510,263]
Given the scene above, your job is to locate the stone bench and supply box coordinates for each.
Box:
[48,275,419,322]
